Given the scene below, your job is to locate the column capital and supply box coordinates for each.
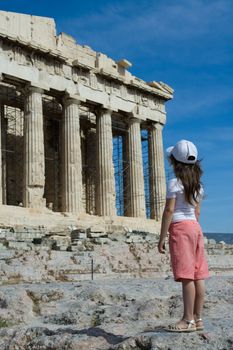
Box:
[62,91,85,106]
[150,122,164,131]
[24,85,44,95]
[128,116,142,126]
[63,96,81,107]
[62,91,86,104]
[98,107,113,116]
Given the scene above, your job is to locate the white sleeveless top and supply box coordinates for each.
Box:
[166,178,204,223]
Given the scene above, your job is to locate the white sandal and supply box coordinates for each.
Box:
[165,319,196,333]
[195,318,204,331]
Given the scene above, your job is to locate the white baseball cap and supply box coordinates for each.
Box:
[166,140,198,164]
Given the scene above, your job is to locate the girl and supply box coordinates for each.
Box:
[158,140,209,332]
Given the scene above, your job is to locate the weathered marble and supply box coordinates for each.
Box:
[125,118,146,218]
[0,225,233,285]
[0,276,233,349]
[61,98,83,214]
[0,10,172,230]
[23,86,45,208]
[149,123,166,220]
[96,109,116,217]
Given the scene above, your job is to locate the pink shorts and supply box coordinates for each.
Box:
[169,220,209,282]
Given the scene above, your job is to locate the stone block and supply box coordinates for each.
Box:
[0,231,6,239]
[0,242,7,250]
[58,245,69,251]
[88,225,106,233]
[92,238,110,245]
[87,231,108,238]
[123,226,133,234]
[41,238,56,249]
[131,230,148,236]
[76,241,84,246]
[50,235,71,243]
[0,250,15,259]
[47,230,70,237]
[208,239,216,244]
[34,245,50,251]
[5,233,17,241]
[125,235,146,243]
[82,241,94,251]
[8,241,31,251]
[70,245,84,252]
[71,230,87,240]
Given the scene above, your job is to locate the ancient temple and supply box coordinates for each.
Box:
[0,11,173,232]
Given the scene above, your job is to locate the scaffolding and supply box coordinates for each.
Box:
[3,105,24,205]
[113,134,124,216]
[112,126,152,218]
[43,96,62,211]
[141,129,151,218]
[0,82,168,218]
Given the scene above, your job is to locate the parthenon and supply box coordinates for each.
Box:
[0,11,173,231]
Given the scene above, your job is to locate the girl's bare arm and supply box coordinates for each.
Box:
[195,203,201,221]
[158,198,175,254]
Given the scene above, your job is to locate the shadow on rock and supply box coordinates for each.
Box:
[51,326,128,345]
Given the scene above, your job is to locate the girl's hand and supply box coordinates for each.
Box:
[158,240,166,254]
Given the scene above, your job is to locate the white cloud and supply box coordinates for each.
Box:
[59,0,233,57]
[167,88,233,120]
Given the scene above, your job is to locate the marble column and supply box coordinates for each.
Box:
[0,104,7,205]
[23,86,45,208]
[0,103,3,204]
[149,122,166,220]
[96,109,116,216]
[61,97,82,214]
[86,128,96,215]
[125,117,146,218]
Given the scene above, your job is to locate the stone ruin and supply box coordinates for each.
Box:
[0,10,174,236]
[0,11,232,285]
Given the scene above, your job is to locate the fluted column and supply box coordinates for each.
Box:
[96,109,116,216]
[1,104,7,204]
[61,98,82,214]
[0,103,3,204]
[86,129,96,214]
[126,117,146,218]
[23,86,45,208]
[149,122,166,220]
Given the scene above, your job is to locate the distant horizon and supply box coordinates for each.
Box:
[204,232,233,235]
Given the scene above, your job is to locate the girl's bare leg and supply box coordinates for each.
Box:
[174,279,196,329]
[194,279,205,328]
[182,279,196,320]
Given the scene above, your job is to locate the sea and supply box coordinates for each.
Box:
[204,233,233,244]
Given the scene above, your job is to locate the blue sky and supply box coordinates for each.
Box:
[1,0,233,232]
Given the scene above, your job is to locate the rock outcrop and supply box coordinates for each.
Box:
[0,226,233,349]
[0,276,233,349]
[1,226,233,285]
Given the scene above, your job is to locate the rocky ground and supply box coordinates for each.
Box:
[0,275,233,350]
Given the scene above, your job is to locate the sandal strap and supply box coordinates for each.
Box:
[183,319,196,329]
[196,318,203,322]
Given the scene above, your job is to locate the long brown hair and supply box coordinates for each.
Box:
[170,155,203,205]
